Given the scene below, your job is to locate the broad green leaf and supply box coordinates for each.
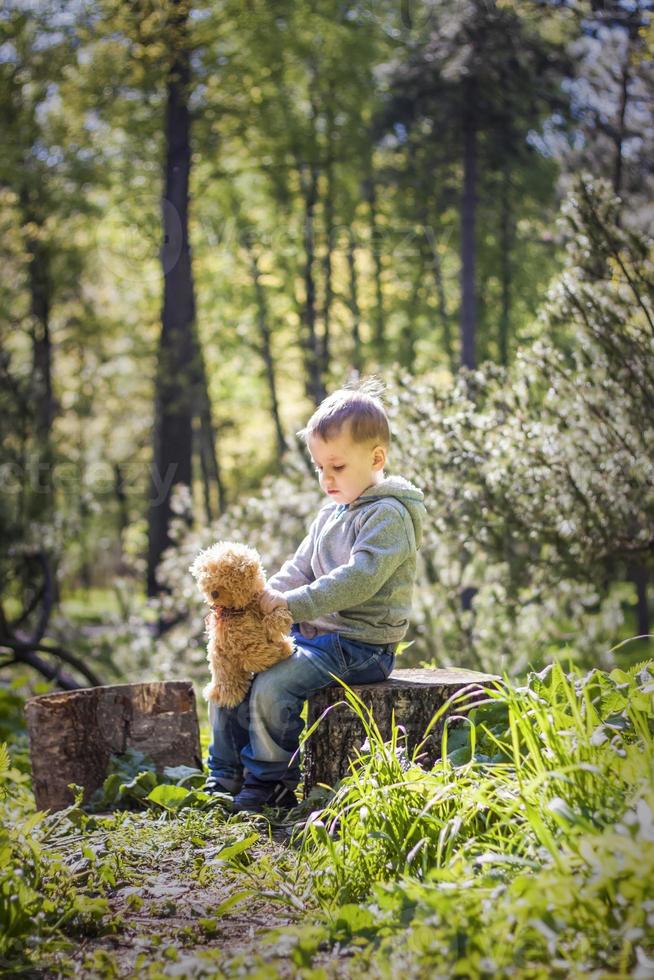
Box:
[162,765,203,785]
[332,903,376,936]
[146,784,192,810]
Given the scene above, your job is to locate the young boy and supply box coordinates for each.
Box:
[204,381,426,813]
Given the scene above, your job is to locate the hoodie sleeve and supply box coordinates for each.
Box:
[267,513,322,592]
[284,501,412,622]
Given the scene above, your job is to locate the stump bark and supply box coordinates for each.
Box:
[303,667,502,794]
[25,680,202,812]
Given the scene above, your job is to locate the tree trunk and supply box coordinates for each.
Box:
[613,35,631,200]
[364,173,385,363]
[304,667,501,793]
[19,193,55,529]
[248,246,288,458]
[113,463,129,551]
[498,165,513,366]
[321,91,336,370]
[300,161,325,405]
[629,562,650,638]
[424,221,453,368]
[460,77,478,370]
[347,228,363,374]
[28,234,54,473]
[399,254,424,369]
[147,0,197,597]
[403,138,425,371]
[193,334,226,521]
[25,680,202,812]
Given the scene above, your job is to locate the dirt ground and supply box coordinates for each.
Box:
[38,817,357,979]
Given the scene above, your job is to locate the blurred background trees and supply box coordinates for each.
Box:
[0,0,652,687]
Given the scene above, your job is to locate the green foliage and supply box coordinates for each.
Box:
[300,659,654,897]
[286,659,654,975]
[3,658,653,976]
[0,741,114,971]
[86,747,221,814]
[383,178,653,672]
[1,0,576,609]
[0,691,264,974]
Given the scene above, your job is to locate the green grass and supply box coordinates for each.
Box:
[288,658,654,975]
[614,605,654,668]
[60,585,149,624]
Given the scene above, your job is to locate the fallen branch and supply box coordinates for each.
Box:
[0,636,104,689]
[1,549,103,690]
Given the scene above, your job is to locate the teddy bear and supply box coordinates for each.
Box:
[189,541,294,708]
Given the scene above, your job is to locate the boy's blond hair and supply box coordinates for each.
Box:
[298,377,391,448]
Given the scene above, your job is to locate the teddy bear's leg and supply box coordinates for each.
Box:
[203,680,224,703]
[221,631,263,688]
[221,674,252,708]
[206,666,252,708]
[204,680,241,708]
[239,647,281,673]
[204,637,225,702]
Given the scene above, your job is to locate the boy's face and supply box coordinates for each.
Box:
[307,424,386,505]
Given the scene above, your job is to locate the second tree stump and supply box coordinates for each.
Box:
[25,680,203,812]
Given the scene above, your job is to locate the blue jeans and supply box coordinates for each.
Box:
[206,624,396,789]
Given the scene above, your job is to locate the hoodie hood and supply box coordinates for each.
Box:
[350,475,426,548]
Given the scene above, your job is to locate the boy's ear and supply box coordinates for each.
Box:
[372,445,387,470]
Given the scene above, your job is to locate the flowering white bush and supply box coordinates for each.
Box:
[384,176,653,672]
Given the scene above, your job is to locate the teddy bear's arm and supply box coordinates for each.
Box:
[263,606,293,643]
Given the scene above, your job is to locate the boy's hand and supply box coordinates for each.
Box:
[260,587,289,615]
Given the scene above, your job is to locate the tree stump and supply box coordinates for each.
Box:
[25,680,202,812]
[303,667,502,794]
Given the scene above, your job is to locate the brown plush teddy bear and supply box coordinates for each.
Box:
[189,541,294,707]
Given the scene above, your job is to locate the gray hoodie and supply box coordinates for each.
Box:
[267,476,426,644]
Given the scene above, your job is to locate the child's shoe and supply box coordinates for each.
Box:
[203,775,242,797]
[232,777,298,814]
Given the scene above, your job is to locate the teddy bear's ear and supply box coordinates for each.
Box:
[189,543,219,576]
[189,548,213,580]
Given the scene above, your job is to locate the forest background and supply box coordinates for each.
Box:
[1,2,654,976]
[1,0,653,699]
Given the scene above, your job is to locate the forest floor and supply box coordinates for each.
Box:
[37,808,358,980]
